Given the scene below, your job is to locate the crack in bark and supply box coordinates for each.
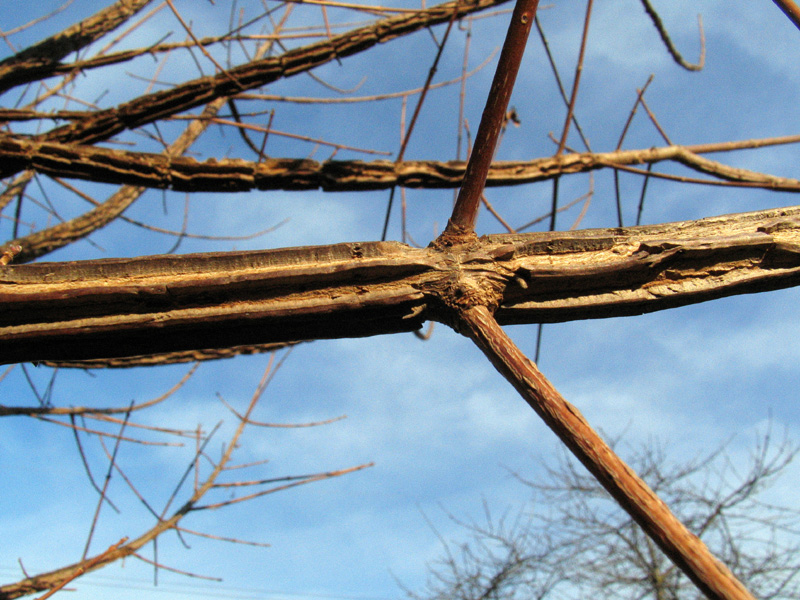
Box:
[4,134,800,192]
[2,206,800,364]
[0,0,156,93]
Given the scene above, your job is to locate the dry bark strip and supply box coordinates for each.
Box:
[4,133,800,192]
[2,205,800,364]
[457,305,754,600]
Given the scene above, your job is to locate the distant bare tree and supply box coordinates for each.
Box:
[412,431,800,600]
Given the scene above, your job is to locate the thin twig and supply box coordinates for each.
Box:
[82,403,134,560]
[381,10,459,240]
[640,0,705,71]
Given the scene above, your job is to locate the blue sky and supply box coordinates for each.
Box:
[2,1,800,599]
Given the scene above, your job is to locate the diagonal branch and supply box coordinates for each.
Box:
[772,0,800,31]
[1,9,298,265]
[455,307,753,600]
[15,0,511,156]
[640,0,705,71]
[0,360,366,599]
[0,0,156,93]
[447,0,540,235]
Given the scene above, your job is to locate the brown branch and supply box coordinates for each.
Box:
[0,99,227,264]
[2,134,799,211]
[0,365,197,416]
[455,305,754,600]
[12,0,512,158]
[0,0,156,93]
[447,0,540,234]
[31,538,128,600]
[0,359,362,599]
[554,0,593,157]
[640,0,705,71]
[38,342,299,369]
[773,0,800,31]
[1,16,298,265]
[4,205,800,364]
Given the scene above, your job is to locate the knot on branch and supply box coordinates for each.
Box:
[438,274,503,313]
[429,221,479,251]
[425,258,508,336]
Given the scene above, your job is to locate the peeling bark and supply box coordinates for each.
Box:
[0,0,511,167]
[2,206,799,364]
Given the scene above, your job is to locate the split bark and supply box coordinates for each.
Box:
[2,133,798,195]
[2,204,799,364]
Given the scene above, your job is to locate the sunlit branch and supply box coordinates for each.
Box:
[12,0,511,157]
[455,304,754,600]
[3,134,799,211]
[447,0,540,234]
[4,205,800,364]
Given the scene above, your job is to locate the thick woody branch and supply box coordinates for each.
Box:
[456,304,754,600]
[37,342,299,369]
[8,0,510,158]
[2,206,800,364]
[0,0,155,94]
[1,99,232,265]
[3,134,800,195]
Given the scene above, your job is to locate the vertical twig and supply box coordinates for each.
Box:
[613,74,654,227]
[554,0,594,157]
[635,163,653,226]
[456,305,756,600]
[446,0,541,235]
[382,13,458,241]
[549,0,593,233]
[454,19,472,205]
[82,402,134,560]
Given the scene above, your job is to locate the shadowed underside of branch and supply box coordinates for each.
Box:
[2,205,799,364]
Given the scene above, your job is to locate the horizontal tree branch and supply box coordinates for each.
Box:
[37,342,298,369]
[3,133,800,193]
[2,206,800,364]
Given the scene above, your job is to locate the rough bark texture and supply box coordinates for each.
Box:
[0,0,155,93]
[0,0,511,178]
[2,205,799,364]
[3,134,798,193]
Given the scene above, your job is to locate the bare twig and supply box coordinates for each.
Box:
[640,0,705,71]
